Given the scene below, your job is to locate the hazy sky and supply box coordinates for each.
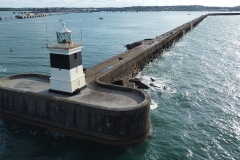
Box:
[1,0,239,8]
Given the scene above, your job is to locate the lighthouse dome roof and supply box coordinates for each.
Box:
[57,22,72,33]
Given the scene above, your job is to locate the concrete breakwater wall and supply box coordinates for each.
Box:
[95,15,207,86]
[208,13,240,16]
[95,13,240,86]
[15,14,47,19]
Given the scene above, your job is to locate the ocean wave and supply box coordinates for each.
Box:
[150,99,158,110]
[137,74,176,93]
[0,66,7,72]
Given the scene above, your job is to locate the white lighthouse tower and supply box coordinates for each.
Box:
[47,22,86,95]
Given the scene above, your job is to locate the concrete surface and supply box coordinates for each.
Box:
[0,76,144,109]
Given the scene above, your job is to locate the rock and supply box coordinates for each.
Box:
[129,78,140,82]
[129,78,149,89]
[164,86,171,90]
[150,77,156,82]
[150,83,161,88]
[138,82,149,89]
[125,42,142,50]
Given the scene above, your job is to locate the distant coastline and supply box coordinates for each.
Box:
[0,5,240,13]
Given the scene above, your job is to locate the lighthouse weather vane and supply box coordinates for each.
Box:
[59,19,65,26]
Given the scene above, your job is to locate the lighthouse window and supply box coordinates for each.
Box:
[74,53,77,59]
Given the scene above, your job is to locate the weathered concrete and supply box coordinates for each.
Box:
[0,75,144,108]
[0,13,238,145]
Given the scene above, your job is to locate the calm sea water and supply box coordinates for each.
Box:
[0,11,239,160]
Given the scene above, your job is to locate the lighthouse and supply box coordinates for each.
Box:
[47,22,86,95]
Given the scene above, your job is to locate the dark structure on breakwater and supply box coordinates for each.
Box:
[0,13,239,145]
[15,13,47,19]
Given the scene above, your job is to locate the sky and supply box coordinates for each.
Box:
[1,0,239,8]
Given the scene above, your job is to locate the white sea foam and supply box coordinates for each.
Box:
[150,99,158,110]
[0,66,7,72]
[137,74,171,91]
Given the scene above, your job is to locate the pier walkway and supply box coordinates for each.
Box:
[0,75,143,109]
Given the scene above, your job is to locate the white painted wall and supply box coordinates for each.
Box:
[50,79,72,93]
[50,74,85,93]
[50,66,84,82]
[71,75,86,91]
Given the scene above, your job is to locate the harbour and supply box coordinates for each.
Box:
[0,10,240,159]
[0,13,224,145]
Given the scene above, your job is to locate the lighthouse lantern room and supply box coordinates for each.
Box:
[47,22,86,95]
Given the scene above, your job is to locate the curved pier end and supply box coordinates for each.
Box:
[0,74,151,145]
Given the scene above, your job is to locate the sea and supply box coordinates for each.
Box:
[0,11,239,160]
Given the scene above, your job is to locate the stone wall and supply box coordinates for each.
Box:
[0,78,150,145]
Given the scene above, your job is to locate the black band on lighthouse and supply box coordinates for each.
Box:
[50,51,82,70]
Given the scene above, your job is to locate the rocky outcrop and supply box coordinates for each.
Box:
[125,42,142,50]
[129,78,149,89]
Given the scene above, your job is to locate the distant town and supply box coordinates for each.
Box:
[0,5,240,13]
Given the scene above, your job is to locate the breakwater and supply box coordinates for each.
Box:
[15,13,47,19]
[88,15,207,86]
[91,13,240,86]
[0,13,238,145]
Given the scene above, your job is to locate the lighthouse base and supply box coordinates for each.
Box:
[49,85,87,96]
